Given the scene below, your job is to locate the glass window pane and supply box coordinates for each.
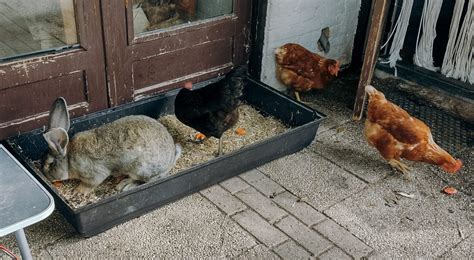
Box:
[0,0,78,60]
[133,0,233,35]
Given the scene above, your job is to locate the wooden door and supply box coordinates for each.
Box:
[0,0,107,140]
[102,0,252,106]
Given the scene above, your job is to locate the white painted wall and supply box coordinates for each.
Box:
[260,0,362,91]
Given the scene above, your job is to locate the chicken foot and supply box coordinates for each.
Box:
[388,159,411,180]
[294,91,311,104]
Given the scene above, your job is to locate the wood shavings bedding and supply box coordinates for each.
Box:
[37,103,288,208]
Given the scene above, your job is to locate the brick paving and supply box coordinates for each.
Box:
[201,169,375,259]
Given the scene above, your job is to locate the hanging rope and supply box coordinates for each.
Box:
[413,0,443,72]
[469,47,474,84]
[441,0,465,76]
[441,0,474,84]
[380,0,414,74]
[451,1,473,83]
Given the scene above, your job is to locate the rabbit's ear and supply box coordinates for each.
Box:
[48,97,70,131]
[43,128,69,157]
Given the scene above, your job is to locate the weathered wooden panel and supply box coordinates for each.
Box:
[130,17,236,60]
[102,0,252,106]
[0,71,86,124]
[0,0,107,140]
[132,38,233,90]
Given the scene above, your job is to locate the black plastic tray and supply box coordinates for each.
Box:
[5,77,325,237]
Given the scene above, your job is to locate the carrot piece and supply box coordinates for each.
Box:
[235,127,246,136]
[52,181,63,188]
[195,133,206,140]
[442,186,457,195]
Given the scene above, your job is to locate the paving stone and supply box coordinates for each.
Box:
[249,175,286,198]
[314,219,373,259]
[232,209,288,248]
[234,244,280,259]
[273,240,312,259]
[324,169,473,258]
[258,149,367,211]
[200,185,246,215]
[220,177,250,194]
[273,191,326,226]
[45,194,257,258]
[239,169,266,183]
[317,247,351,260]
[235,187,287,223]
[275,216,332,256]
[309,122,391,183]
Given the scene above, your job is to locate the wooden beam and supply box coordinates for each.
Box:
[352,0,391,121]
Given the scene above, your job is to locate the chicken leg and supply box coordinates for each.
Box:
[294,91,302,102]
[217,137,223,157]
[388,159,411,180]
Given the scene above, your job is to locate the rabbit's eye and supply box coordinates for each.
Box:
[50,160,57,168]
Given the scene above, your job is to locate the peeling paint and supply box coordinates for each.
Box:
[0,102,88,128]
[134,63,232,95]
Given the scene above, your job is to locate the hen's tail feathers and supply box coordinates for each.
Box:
[227,65,248,79]
[225,66,247,100]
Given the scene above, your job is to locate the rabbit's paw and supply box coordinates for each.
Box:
[75,183,95,195]
[116,178,140,192]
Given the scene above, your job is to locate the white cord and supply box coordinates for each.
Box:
[380,0,414,68]
[413,0,443,72]
[441,0,465,76]
[470,46,474,84]
[441,0,474,84]
[452,1,473,82]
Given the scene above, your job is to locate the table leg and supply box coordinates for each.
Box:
[14,229,32,260]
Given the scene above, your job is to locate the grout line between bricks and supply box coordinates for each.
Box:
[310,219,375,259]
[205,171,376,258]
[248,170,376,258]
[200,193,283,251]
[203,180,325,254]
[229,177,338,255]
[314,245,337,259]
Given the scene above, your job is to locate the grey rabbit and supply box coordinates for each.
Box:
[42,97,181,194]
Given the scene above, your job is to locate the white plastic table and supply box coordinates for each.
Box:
[0,145,54,260]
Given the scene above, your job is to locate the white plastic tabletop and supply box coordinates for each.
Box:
[0,144,54,236]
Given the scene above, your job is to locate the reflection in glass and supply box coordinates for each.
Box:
[133,0,233,35]
[0,0,78,60]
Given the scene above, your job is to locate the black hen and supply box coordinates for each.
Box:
[174,66,247,156]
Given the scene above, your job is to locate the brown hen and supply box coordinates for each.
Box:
[275,43,340,102]
[364,85,462,177]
